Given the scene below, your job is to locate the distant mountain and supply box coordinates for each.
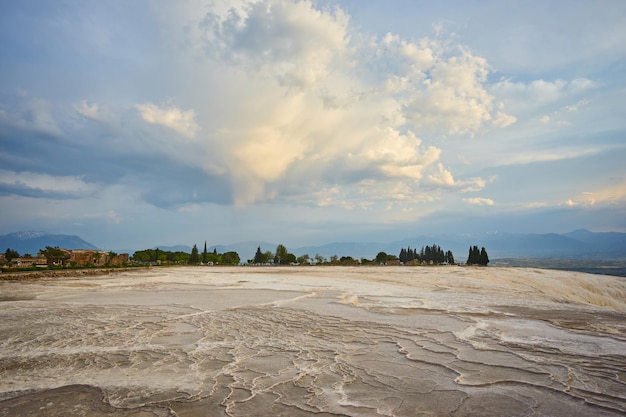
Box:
[562,229,626,258]
[6,229,623,261]
[0,231,99,255]
[181,231,626,261]
[290,230,626,261]
[295,241,383,259]
[209,241,278,261]
[153,245,192,253]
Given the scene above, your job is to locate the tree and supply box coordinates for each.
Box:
[203,241,208,264]
[132,248,167,263]
[297,254,310,264]
[445,250,455,265]
[167,251,190,264]
[221,251,240,265]
[479,247,489,266]
[253,246,264,264]
[314,253,325,264]
[283,253,297,264]
[41,246,70,266]
[467,245,488,265]
[339,256,358,265]
[397,244,454,265]
[4,248,19,262]
[189,244,200,264]
[376,251,389,264]
[274,244,293,265]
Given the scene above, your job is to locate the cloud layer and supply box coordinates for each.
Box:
[1,0,624,247]
[163,0,516,206]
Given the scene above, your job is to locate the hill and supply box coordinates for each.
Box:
[0,231,99,255]
[173,230,626,262]
[3,229,625,262]
[291,230,626,261]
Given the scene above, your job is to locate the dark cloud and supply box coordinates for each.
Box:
[0,181,81,200]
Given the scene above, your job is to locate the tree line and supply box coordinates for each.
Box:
[398,244,455,265]
[4,241,489,268]
[132,242,240,265]
[132,242,489,267]
[466,246,489,266]
[2,246,119,267]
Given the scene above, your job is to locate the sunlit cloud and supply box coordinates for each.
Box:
[522,202,549,209]
[79,210,121,225]
[0,0,624,247]
[0,170,97,198]
[135,103,200,139]
[74,100,101,120]
[463,197,494,206]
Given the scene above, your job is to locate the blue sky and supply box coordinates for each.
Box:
[1,0,625,251]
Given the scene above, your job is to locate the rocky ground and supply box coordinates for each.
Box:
[1,266,625,416]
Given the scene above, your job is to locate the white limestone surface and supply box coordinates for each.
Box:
[0,266,625,416]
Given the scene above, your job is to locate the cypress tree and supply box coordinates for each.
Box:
[190,244,200,264]
[254,246,264,264]
[479,247,489,266]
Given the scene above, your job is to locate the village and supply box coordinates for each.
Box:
[1,249,129,269]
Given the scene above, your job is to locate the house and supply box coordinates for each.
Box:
[5,249,130,268]
[109,253,129,265]
[68,250,109,266]
[12,256,48,268]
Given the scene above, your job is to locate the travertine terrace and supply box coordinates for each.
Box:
[1,266,625,416]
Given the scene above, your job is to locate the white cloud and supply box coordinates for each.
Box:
[200,0,350,88]
[0,1,525,213]
[492,109,517,128]
[79,210,121,224]
[522,202,549,209]
[490,77,598,121]
[74,100,100,120]
[362,130,440,180]
[566,185,626,208]
[563,99,590,112]
[0,96,61,135]
[568,78,598,93]
[166,0,519,207]
[463,197,494,206]
[0,170,96,195]
[427,163,488,193]
[135,103,200,138]
[428,163,455,186]
[379,35,513,136]
[564,199,577,207]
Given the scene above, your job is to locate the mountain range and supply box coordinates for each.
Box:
[0,232,98,256]
[1,229,625,261]
[180,229,626,261]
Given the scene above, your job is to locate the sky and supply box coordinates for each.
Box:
[1,0,625,251]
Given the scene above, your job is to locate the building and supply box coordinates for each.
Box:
[5,249,130,268]
[69,250,109,266]
[12,256,48,268]
[109,253,129,265]
[68,250,128,267]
